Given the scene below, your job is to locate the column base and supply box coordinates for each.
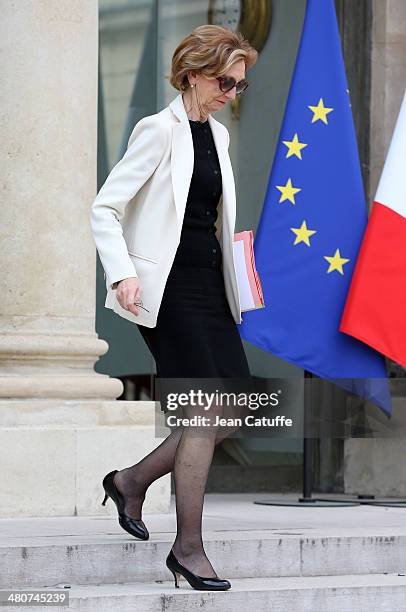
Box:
[0,374,123,399]
[0,400,170,517]
[0,331,123,399]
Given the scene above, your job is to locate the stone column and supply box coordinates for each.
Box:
[0,1,170,517]
[0,0,121,400]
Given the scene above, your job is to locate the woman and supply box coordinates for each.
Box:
[91,25,257,591]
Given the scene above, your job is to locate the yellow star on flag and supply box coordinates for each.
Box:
[282,133,308,159]
[324,249,350,274]
[276,178,301,204]
[308,98,334,124]
[290,221,317,246]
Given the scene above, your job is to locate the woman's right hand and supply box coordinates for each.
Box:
[116,277,143,316]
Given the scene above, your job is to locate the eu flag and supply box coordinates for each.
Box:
[239,0,392,415]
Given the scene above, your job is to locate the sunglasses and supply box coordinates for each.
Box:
[216,76,249,95]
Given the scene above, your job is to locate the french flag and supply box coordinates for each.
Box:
[340,89,406,367]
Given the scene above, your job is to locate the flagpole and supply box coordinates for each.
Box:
[254,371,359,507]
[298,371,316,502]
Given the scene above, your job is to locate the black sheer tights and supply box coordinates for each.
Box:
[114,401,250,578]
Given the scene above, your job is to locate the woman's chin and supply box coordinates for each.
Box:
[212,101,226,113]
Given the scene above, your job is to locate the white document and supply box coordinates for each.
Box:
[233,239,256,311]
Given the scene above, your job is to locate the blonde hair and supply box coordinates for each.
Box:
[169,25,258,117]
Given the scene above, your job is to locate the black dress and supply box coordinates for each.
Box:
[136,119,251,412]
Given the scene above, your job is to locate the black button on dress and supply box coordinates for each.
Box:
[136,119,251,412]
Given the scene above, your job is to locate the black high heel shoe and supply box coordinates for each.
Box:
[166,548,231,591]
[101,470,149,540]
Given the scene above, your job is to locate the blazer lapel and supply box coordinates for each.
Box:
[169,94,194,231]
[208,113,236,244]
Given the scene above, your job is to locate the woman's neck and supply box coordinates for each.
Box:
[182,92,208,122]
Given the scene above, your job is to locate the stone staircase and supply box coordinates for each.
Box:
[1,494,406,611]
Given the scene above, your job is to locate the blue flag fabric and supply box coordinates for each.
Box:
[239,0,392,415]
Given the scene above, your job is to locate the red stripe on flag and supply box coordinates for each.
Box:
[340,201,406,366]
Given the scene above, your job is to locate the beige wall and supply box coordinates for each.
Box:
[369,0,406,199]
[344,0,406,497]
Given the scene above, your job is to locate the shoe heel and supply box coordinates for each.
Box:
[170,569,180,588]
[101,493,109,506]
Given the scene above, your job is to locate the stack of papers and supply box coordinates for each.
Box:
[233,230,265,312]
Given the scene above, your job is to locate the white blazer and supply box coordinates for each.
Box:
[89,92,242,328]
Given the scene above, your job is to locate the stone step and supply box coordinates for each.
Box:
[2,529,405,589]
[12,574,406,612]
